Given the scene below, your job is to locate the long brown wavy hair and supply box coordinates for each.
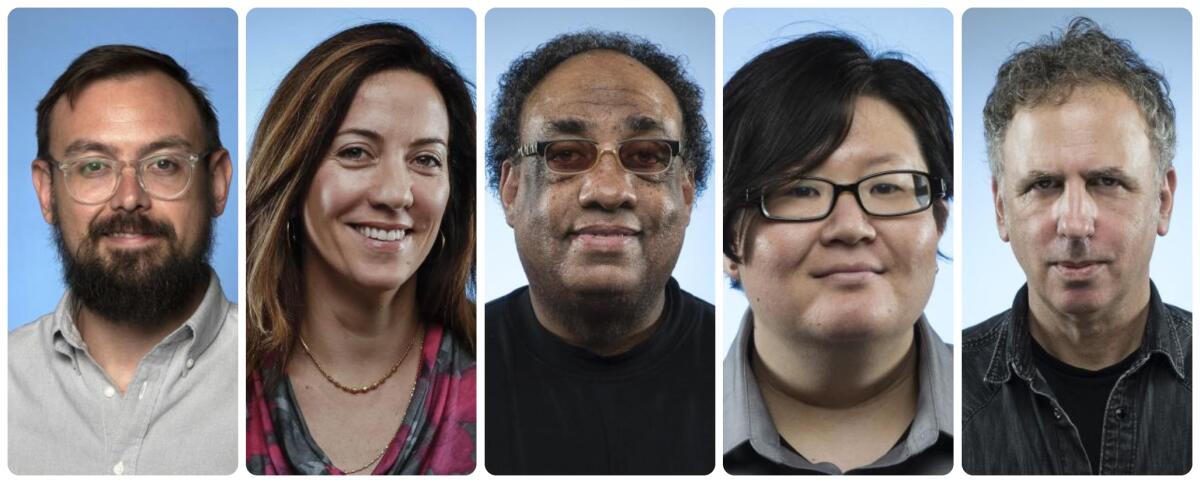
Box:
[246,22,475,379]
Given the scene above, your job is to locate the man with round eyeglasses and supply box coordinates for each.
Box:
[9,45,235,475]
[484,30,714,475]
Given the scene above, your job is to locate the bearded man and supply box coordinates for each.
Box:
[8,44,236,475]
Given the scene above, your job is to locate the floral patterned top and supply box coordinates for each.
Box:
[247,323,476,475]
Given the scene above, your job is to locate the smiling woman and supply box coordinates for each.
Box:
[244,22,476,475]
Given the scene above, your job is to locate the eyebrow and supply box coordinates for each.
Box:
[626,116,665,135]
[1013,170,1060,185]
[61,136,195,159]
[335,129,448,150]
[334,128,384,143]
[411,137,448,148]
[542,118,589,136]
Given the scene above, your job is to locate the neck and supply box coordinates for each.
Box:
[527,284,666,357]
[1027,286,1150,370]
[751,317,919,471]
[753,320,917,409]
[298,258,421,370]
[75,280,208,393]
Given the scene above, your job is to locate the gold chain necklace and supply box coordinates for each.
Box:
[299,326,421,395]
[306,327,425,474]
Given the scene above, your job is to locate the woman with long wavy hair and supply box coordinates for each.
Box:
[245,22,475,475]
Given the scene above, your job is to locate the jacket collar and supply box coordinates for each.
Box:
[984,281,1186,384]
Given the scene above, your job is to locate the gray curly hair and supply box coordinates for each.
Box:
[983,16,1175,180]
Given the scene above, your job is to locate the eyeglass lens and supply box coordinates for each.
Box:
[764,172,933,220]
[64,154,195,204]
[542,140,673,174]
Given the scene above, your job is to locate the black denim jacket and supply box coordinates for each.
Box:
[962,282,1191,474]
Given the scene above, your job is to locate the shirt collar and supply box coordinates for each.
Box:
[985,281,1186,385]
[49,270,230,363]
[723,309,953,470]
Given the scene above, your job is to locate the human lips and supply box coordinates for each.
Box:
[1049,259,1108,280]
[101,231,162,248]
[91,214,173,249]
[810,263,885,284]
[349,222,412,251]
[569,223,640,251]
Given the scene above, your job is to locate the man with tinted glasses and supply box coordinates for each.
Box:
[963,17,1190,475]
[484,31,714,474]
[9,45,235,474]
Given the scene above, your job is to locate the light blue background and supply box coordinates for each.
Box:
[483,9,716,304]
[8,9,238,330]
[722,9,954,353]
[962,9,1193,327]
[247,9,476,143]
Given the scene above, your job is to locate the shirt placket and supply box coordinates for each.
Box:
[102,340,178,475]
[1024,374,1092,474]
[1097,358,1146,475]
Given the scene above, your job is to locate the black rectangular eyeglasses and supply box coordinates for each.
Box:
[751,169,947,222]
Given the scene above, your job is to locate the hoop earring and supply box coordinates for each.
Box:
[436,231,447,253]
[286,218,300,248]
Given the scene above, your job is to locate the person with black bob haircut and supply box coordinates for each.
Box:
[723,32,954,474]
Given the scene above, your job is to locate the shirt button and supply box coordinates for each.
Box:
[112,461,124,475]
[1115,407,1127,419]
[186,358,195,369]
[1052,408,1062,420]
[104,386,116,398]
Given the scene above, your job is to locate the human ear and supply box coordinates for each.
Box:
[207,149,233,217]
[32,159,57,225]
[1156,167,1176,236]
[992,177,1009,242]
[500,161,520,227]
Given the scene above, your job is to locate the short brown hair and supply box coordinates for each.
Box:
[36,44,222,159]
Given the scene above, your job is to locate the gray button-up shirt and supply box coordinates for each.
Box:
[8,273,237,475]
[724,310,954,474]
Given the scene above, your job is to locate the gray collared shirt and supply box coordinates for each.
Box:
[723,310,954,474]
[8,273,237,475]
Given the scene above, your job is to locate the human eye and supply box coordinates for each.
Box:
[144,155,184,175]
[788,185,822,198]
[1024,176,1062,193]
[543,140,594,172]
[335,146,375,165]
[72,159,113,178]
[868,182,906,196]
[1089,175,1126,190]
[409,153,445,174]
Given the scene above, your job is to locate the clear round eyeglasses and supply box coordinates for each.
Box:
[48,152,203,205]
[753,169,947,221]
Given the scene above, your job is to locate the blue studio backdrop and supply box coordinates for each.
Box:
[7,9,239,330]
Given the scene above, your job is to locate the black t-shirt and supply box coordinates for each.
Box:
[1032,340,1139,475]
[484,278,715,475]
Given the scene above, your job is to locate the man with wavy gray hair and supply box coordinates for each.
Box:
[962,17,1190,474]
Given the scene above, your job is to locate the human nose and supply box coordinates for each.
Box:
[369,155,415,209]
[819,190,876,245]
[578,148,637,210]
[1054,180,1096,238]
[108,162,151,212]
